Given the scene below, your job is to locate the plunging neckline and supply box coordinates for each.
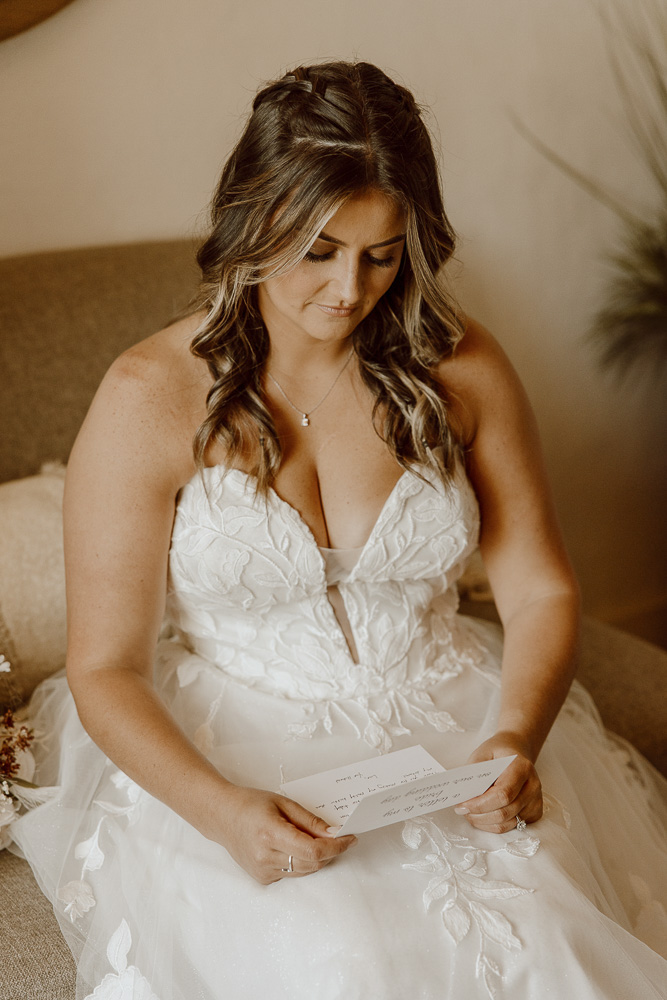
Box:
[172,458,478,673]
[201,464,416,573]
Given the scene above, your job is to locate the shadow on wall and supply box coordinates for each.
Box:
[0,0,78,43]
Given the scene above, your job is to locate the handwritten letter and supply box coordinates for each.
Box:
[281,746,515,837]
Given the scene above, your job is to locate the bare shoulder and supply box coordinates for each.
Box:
[105,311,207,411]
[70,311,209,493]
[437,317,530,445]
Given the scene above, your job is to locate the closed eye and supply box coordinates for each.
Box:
[304,249,397,269]
[304,249,335,263]
[367,254,396,269]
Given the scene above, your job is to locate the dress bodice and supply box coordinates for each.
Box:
[318,545,363,586]
[166,464,480,703]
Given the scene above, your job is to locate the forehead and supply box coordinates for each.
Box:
[317,189,405,244]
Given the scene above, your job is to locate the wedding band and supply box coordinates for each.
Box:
[515,815,527,833]
[281,855,294,873]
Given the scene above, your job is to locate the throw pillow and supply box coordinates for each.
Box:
[0,465,67,709]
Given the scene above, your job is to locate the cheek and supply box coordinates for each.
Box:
[280,269,324,303]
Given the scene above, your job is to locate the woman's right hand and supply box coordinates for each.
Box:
[213,785,357,885]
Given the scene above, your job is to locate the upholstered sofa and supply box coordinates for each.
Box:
[1,240,666,1000]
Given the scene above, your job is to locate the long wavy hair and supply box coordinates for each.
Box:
[190,60,464,493]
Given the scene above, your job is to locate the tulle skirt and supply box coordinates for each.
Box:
[10,619,667,1000]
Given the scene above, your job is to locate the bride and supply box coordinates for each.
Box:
[12,61,667,999]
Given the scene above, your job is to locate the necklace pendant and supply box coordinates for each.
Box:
[267,349,353,429]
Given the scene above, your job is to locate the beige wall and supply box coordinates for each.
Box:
[2,0,665,645]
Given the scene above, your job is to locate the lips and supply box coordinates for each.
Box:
[315,304,358,317]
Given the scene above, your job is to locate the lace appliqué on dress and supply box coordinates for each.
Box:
[58,770,143,926]
[57,879,96,922]
[84,919,161,1000]
[167,464,481,709]
[629,874,667,955]
[287,687,463,751]
[401,816,540,1000]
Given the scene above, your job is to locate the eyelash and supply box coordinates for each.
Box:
[304,250,397,269]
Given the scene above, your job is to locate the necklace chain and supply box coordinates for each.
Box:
[267,349,354,427]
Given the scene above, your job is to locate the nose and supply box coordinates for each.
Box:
[333,257,363,305]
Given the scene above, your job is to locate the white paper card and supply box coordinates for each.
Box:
[281,746,516,837]
[336,754,516,835]
[281,745,445,827]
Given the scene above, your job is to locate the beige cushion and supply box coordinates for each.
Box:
[577,617,667,776]
[458,599,667,776]
[0,467,66,709]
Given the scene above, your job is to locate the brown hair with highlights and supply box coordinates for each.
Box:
[190,61,464,493]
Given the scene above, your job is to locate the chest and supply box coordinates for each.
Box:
[272,448,405,550]
[170,464,480,604]
[266,373,406,549]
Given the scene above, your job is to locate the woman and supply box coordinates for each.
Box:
[12,61,667,999]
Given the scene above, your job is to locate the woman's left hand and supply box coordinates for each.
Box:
[454,732,543,834]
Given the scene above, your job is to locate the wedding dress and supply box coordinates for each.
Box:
[11,464,667,1000]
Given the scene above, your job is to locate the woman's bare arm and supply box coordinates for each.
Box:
[442,320,581,831]
[65,330,355,881]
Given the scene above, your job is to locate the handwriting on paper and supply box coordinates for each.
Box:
[280,746,515,837]
[281,746,445,823]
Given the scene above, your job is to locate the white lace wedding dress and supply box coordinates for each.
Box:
[12,464,667,999]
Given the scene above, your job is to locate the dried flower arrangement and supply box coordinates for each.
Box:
[0,707,36,849]
[0,655,45,849]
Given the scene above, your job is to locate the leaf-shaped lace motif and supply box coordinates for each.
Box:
[57,879,96,923]
[442,900,470,943]
[287,686,463,751]
[402,817,539,1000]
[71,768,144,889]
[74,819,105,872]
[83,919,161,1000]
[543,792,571,829]
[107,918,131,974]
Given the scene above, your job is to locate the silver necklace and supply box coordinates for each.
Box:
[267,349,354,427]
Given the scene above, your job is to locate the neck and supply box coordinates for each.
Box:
[266,337,354,379]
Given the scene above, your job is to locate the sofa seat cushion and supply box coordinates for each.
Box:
[0,850,75,1000]
[0,466,67,708]
[459,601,667,776]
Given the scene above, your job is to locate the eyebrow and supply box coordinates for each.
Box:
[317,231,406,250]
